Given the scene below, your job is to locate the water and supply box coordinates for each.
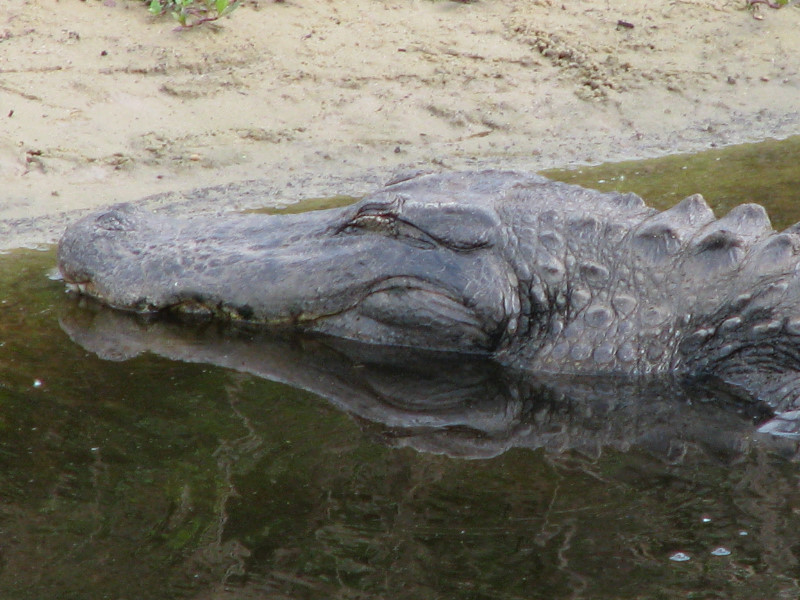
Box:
[1,137,800,599]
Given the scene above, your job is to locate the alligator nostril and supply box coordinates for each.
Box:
[93,203,141,232]
[96,211,132,232]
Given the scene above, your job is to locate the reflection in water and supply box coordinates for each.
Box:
[60,301,781,462]
[44,296,800,599]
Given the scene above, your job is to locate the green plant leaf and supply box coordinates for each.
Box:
[146,0,240,28]
[224,0,240,16]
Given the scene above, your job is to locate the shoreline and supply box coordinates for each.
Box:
[1,0,799,250]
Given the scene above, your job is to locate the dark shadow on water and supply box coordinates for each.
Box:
[1,136,800,598]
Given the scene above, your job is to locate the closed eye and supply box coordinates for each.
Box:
[337,200,399,233]
[348,212,395,232]
[338,196,494,252]
[338,211,438,249]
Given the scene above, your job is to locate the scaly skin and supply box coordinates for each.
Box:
[57,171,800,411]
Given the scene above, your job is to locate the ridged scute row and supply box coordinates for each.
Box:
[631,194,794,282]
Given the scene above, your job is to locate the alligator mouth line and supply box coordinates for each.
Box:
[65,270,479,344]
[366,276,460,300]
[273,275,483,342]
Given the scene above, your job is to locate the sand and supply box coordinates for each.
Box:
[1,0,799,249]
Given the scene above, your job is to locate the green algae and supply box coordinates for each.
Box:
[246,194,360,215]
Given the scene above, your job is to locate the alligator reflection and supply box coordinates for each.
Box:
[51,297,800,599]
[61,298,788,462]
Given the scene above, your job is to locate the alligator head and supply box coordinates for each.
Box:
[58,172,525,354]
[58,171,800,413]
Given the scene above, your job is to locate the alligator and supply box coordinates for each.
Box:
[57,170,800,415]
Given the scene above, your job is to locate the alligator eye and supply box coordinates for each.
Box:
[340,209,437,249]
[339,211,397,237]
[333,197,394,230]
[350,212,395,231]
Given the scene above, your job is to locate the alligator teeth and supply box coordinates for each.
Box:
[65,282,90,295]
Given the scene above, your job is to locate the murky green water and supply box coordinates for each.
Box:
[1,137,800,599]
[246,194,360,215]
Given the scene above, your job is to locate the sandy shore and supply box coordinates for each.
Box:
[1,0,799,249]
